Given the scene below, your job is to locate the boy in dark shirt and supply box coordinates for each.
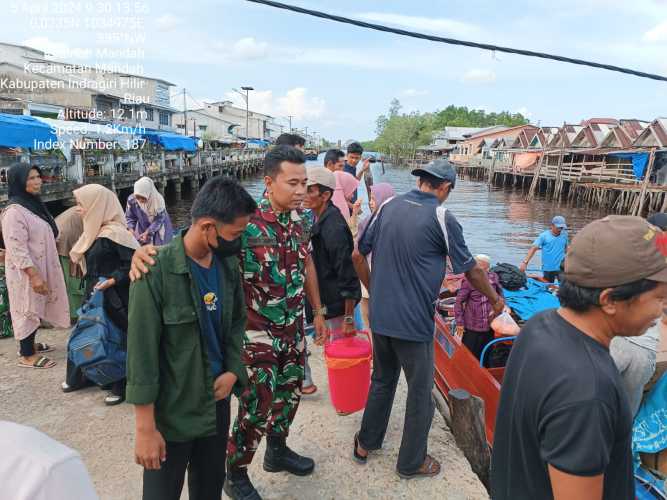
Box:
[492,215,667,500]
[126,177,257,500]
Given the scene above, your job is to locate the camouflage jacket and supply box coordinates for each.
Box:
[241,195,313,336]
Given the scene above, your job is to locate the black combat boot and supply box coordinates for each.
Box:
[223,468,263,500]
[263,435,315,476]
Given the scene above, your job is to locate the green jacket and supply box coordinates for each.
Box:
[126,232,248,442]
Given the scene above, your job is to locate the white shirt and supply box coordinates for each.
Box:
[0,421,98,500]
[627,322,661,352]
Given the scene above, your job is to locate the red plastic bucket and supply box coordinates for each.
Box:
[324,331,372,414]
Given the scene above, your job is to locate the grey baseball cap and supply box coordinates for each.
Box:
[411,159,457,189]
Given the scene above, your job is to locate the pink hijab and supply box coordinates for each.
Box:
[332,171,359,221]
[358,183,396,237]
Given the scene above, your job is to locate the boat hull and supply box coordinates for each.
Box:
[433,311,503,447]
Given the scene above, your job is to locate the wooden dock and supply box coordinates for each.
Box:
[456,150,667,217]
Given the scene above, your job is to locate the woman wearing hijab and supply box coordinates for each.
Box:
[0,166,69,369]
[55,207,85,322]
[332,171,359,223]
[63,184,139,405]
[356,182,396,331]
[125,176,174,245]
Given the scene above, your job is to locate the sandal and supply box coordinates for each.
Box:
[397,455,441,480]
[18,356,56,369]
[302,384,318,395]
[16,343,53,357]
[35,343,53,354]
[353,432,368,464]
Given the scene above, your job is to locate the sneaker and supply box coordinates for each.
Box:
[104,393,124,406]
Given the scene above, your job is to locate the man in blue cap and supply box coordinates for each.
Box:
[519,215,569,282]
[351,159,504,479]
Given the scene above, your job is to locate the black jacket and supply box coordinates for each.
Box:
[307,202,361,322]
[84,237,134,332]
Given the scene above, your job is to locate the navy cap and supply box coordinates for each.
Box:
[411,159,457,189]
[648,213,667,231]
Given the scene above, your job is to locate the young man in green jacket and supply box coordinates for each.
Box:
[126,177,257,500]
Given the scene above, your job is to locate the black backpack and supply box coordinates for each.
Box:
[491,263,527,291]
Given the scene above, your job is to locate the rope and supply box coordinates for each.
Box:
[245,0,667,83]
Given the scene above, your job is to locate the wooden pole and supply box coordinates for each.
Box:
[553,153,564,199]
[635,150,657,216]
[660,191,667,213]
[488,154,497,184]
[527,153,546,200]
[449,388,490,490]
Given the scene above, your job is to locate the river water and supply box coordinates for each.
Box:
[166,161,605,271]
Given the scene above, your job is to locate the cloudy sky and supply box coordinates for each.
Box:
[3,0,667,141]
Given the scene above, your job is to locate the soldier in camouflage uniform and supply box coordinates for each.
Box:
[225,145,326,500]
[128,146,326,500]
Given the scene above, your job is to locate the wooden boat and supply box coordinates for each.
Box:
[434,310,510,447]
[433,274,552,448]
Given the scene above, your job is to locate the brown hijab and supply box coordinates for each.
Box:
[55,206,84,258]
[70,184,139,274]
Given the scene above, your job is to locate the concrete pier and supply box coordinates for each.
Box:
[0,150,265,207]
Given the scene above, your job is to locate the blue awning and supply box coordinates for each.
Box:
[141,130,198,152]
[0,113,57,149]
[608,152,649,180]
[246,139,270,148]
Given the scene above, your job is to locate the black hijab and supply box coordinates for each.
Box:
[7,165,59,238]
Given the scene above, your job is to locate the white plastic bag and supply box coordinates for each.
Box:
[491,311,520,336]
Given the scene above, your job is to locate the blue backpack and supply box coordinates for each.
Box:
[67,282,126,386]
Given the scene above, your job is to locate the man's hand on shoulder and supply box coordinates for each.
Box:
[130,245,159,282]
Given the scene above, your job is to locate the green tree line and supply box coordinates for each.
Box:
[363,99,529,161]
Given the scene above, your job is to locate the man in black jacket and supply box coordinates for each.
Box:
[304,167,361,340]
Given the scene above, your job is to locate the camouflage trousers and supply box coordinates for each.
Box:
[227,330,305,470]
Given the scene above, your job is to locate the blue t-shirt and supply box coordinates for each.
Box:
[533,230,568,272]
[188,256,224,377]
[359,190,475,342]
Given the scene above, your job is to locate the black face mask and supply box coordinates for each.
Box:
[212,236,242,258]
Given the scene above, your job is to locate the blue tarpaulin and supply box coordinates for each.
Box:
[608,152,650,180]
[633,371,667,455]
[502,278,560,321]
[142,130,198,152]
[0,113,57,149]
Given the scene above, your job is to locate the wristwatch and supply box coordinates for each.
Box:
[343,316,355,325]
[313,306,327,317]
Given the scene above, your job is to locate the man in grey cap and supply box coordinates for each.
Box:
[492,215,667,500]
[301,167,361,395]
[303,168,361,336]
[351,159,504,478]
